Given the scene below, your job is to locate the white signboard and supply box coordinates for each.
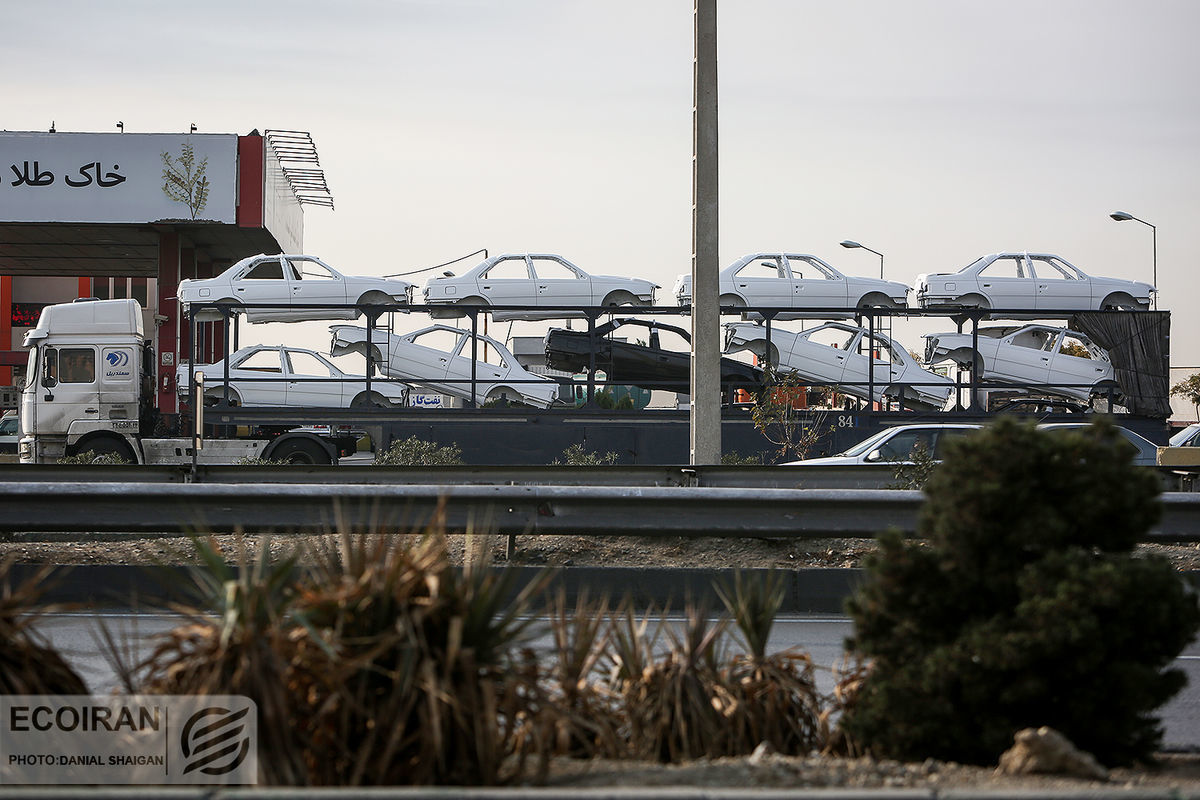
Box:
[0,132,237,224]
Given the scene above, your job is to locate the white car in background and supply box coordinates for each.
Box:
[422,253,658,321]
[178,254,414,323]
[0,410,17,454]
[724,321,954,410]
[783,423,983,466]
[913,252,1153,314]
[923,324,1119,402]
[178,344,409,408]
[1038,423,1159,467]
[673,252,909,319]
[330,324,560,408]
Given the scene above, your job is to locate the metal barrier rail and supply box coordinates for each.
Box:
[3,481,1199,540]
[0,463,939,489]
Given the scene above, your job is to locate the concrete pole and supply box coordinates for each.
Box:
[691,0,721,465]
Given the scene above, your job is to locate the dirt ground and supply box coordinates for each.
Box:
[2,532,1199,572]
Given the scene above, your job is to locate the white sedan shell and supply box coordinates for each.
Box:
[783,423,983,465]
[673,253,909,319]
[178,254,414,323]
[329,324,559,408]
[923,324,1117,402]
[724,321,954,410]
[913,252,1154,315]
[422,253,658,321]
[177,344,408,408]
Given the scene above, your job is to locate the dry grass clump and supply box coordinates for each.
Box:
[0,556,88,695]
[113,527,839,786]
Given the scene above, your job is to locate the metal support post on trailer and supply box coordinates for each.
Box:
[586,311,598,405]
[469,309,478,409]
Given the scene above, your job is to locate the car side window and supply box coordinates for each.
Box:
[531,258,581,280]
[1029,257,1075,280]
[878,431,926,461]
[735,257,785,279]
[481,258,531,280]
[234,350,284,373]
[411,328,464,353]
[979,256,1027,279]
[1010,328,1054,350]
[931,429,972,458]
[1058,334,1093,359]
[243,260,286,280]
[287,351,338,377]
[291,260,337,281]
[786,256,837,281]
[806,327,858,351]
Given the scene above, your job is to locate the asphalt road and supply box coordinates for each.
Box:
[32,612,1200,751]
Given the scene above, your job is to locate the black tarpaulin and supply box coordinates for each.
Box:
[1070,311,1171,418]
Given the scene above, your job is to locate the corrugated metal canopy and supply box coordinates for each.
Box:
[0,221,282,277]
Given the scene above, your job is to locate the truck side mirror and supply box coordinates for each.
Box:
[41,349,58,389]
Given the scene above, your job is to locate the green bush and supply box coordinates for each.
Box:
[554,443,619,465]
[374,435,464,466]
[57,449,129,465]
[842,417,1200,766]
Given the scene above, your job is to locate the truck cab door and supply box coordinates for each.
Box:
[39,345,101,428]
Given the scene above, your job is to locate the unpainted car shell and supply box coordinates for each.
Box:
[178,344,409,408]
[912,252,1153,315]
[330,324,559,408]
[422,253,658,322]
[673,252,909,320]
[544,317,764,395]
[923,324,1118,402]
[724,321,954,410]
[178,254,414,323]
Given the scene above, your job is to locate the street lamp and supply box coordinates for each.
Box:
[1109,211,1157,309]
[840,240,884,280]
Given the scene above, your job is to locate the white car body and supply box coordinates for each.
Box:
[0,410,17,453]
[783,423,983,466]
[1038,423,1158,467]
[923,324,1117,402]
[724,321,954,410]
[423,253,658,321]
[329,324,559,408]
[673,253,909,319]
[913,252,1153,314]
[178,254,414,323]
[178,344,409,408]
[1169,423,1200,448]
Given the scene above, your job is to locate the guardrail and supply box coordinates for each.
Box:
[3,481,1199,541]
[0,463,902,489]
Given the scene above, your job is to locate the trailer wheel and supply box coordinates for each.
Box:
[269,438,332,465]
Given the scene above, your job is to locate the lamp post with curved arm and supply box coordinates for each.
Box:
[1110,211,1157,309]
[839,240,884,280]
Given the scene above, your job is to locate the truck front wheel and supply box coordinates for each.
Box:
[268,438,333,465]
[70,435,136,464]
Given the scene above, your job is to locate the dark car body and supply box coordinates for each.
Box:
[544,318,764,394]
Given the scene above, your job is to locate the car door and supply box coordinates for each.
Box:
[975,254,1035,310]
[1030,255,1091,312]
[284,348,348,407]
[993,326,1056,386]
[476,256,534,308]
[231,257,294,320]
[1046,331,1112,395]
[729,256,790,311]
[786,255,847,311]
[788,325,855,387]
[448,332,507,403]
[398,328,459,394]
[840,331,901,402]
[286,257,351,312]
[531,256,590,312]
[227,347,288,405]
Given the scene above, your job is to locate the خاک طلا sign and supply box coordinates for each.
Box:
[0,132,237,225]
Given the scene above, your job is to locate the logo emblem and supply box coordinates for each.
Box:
[179,706,250,776]
[105,351,129,367]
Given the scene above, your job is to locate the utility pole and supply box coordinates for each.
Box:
[691,0,721,465]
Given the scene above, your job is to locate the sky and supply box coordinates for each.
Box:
[5,0,1199,374]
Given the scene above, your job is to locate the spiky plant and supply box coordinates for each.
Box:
[128,536,309,785]
[716,571,826,756]
[0,557,88,695]
[539,588,623,759]
[614,598,730,762]
[289,532,551,785]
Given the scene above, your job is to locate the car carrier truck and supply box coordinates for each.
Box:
[18,298,356,464]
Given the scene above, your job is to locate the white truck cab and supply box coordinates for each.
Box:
[20,298,348,465]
